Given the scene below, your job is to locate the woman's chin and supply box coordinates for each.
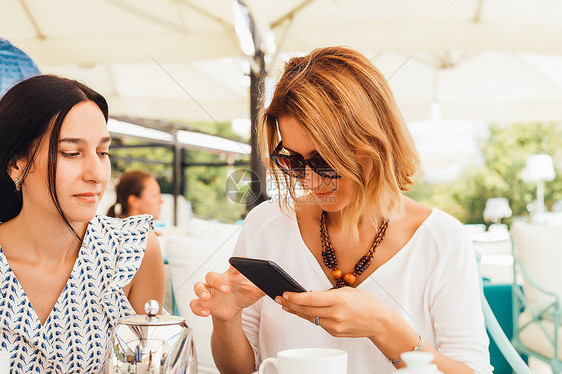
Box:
[310,194,346,212]
[64,208,98,224]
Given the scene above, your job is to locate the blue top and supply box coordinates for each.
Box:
[0,214,151,373]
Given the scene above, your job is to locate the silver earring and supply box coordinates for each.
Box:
[14,178,21,191]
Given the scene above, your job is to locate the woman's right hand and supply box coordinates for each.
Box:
[190,266,265,322]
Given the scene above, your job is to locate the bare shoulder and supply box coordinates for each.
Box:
[397,196,433,232]
[134,229,164,284]
[143,229,163,262]
[125,229,165,313]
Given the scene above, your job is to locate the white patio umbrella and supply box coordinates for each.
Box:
[3,0,562,125]
[0,0,252,123]
[248,0,562,123]
[3,0,562,124]
[371,50,562,123]
[39,58,251,123]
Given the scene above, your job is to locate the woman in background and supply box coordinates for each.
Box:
[107,170,163,220]
[190,47,492,373]
[0,75,164,373]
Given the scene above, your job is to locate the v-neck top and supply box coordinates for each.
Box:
[0,214,151,373]
[234,201,492,374]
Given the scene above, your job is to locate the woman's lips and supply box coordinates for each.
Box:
[312,189,336,198]
[73,192,99,203]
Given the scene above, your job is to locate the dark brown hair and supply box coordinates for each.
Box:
[0,75,108,234]
[106,170,153,218]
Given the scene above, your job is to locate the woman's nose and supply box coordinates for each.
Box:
[83,153,108,183]
[301,165,324,189]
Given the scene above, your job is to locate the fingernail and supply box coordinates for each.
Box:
[275,297,282,304]
[202,309,210,316]
[282,306,290,312]
[283,293,289,300]
[202,292,210,299]
[220,285,229,293]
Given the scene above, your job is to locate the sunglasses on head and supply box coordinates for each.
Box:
[270,141,341,179]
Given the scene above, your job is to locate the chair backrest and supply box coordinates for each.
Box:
[165,227,241,374]
[481,290,533,374]
[511,221,562,305]
[476,251,533,374]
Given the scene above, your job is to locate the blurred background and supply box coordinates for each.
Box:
[2,0,562,226]
[3,2,562,372]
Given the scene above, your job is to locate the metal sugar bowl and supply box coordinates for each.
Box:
[107,300,197,373]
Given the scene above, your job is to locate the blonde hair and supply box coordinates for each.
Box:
[259,46,419,241]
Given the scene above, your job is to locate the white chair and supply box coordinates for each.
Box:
[165,226,241,374]
[511,220,562,373]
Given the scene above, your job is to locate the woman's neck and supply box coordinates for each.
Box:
[0,208,87,265]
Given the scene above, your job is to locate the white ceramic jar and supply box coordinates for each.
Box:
[396,351,443,374]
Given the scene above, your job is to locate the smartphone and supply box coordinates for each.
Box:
[229,257,307,300]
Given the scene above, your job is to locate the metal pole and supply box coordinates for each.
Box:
[234,0,268,212]
[247,50,267,212]
[172,130,182,226]
[180,148,187,197]
[537,180,545,216]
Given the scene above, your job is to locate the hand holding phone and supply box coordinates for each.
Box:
[229,257,307,300]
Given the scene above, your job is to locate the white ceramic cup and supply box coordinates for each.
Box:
[258,348,347,374]
[0,351,9,374]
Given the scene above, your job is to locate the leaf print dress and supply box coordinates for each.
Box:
[0,214,152,373]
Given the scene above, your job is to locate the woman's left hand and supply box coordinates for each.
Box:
[275,287,395,339]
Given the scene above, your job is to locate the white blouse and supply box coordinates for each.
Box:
[0,214,151,373]
[234,201,492,374]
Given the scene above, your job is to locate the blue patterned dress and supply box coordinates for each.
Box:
[0,214,152,373]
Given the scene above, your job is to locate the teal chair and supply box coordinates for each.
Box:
[483,283,530,373]
[477,252,532,374]
[511,221,562,373]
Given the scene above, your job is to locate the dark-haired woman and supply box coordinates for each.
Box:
[107,170,163,220]
[190,47,492,373]
[0,75,164,373]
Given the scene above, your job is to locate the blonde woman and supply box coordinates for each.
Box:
[190,47,492,373]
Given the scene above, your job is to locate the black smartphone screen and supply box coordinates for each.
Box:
[229,257,307,300]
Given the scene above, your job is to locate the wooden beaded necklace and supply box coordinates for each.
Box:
[320,210,389,288]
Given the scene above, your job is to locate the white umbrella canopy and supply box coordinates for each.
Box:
[370,51,562,123]
[250,0,562,123]
[1,0,562,124]
[1,0,251,123]
[39,58,251,123]
[1,0,243,64]
[249,0,562,56]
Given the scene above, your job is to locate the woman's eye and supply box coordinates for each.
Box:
[60,152,80,158]
[99,152,111,158]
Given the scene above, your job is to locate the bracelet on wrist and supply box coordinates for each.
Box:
[386,335,424,365]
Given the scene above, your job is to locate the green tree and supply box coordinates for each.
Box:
[451,123,562,224]
[407,123,562,225]
[109,121,250,223]
[184,149,248,223]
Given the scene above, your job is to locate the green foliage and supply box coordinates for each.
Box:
[184,150,248,223]
[180,121,249,222]
[110,140,174,193]
[404,178,466,220]
[406,123,562,224]
[109,121,249,223]
[175,120,249,142]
